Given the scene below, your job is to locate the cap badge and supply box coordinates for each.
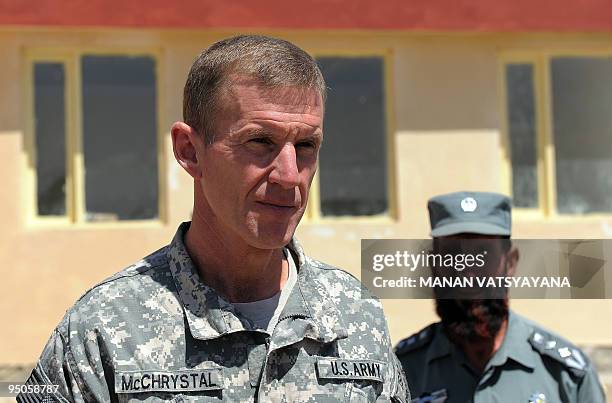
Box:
[460,197,477,212]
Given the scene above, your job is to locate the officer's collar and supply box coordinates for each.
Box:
[428,310,538,371]
[485,310,538,371]
[167,222,347,344]
[426,323,453,363]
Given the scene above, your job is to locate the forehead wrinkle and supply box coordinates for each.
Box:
[241,104,323,116]
[230,120,322,140]
[217,80,324,141]
[234,96,324,120]
[238,112,323,128]
[229,105,323,134]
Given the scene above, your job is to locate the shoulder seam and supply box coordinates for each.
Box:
[81,263,161,297]
[93,262,162,287]
[395,324,436,356]
[75,256,168,305]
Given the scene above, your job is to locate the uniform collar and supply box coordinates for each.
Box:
[269,243,349,350]
[167,222,347,346]
[167,222,244,339]
[485,310,538,371]
[426,322,453,363]
[428,310,538,371]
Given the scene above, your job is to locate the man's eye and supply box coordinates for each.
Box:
[296,141,316,149]
[249,138,273,145]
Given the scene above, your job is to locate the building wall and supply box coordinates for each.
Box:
[1,28,612,363]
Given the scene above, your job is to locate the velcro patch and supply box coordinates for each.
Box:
[316,358,385,382]
[115,369,223,394]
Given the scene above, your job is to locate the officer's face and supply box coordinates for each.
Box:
[432,235,519,299]
[193,77,323,249]
[433,235,516,273]
[433,235,518,339]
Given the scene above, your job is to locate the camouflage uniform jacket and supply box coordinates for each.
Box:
[20,222,408,403]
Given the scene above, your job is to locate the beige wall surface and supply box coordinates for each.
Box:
[1,29,612,364]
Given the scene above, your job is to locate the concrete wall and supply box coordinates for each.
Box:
[1,29,612,364]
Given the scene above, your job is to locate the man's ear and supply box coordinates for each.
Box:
[171,122,202,179]
[505,246,520,277]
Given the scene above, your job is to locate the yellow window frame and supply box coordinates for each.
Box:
[499,50,612,220]
[499,53,554,219]
[24,47,166,228]
[304,49,397,223]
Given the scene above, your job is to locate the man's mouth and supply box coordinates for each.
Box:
[255,201,299,210]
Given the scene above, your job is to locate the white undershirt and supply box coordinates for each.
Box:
[232,248,298,333]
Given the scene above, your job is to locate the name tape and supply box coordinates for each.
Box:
[316,358,385,383]
[115,369,223,394]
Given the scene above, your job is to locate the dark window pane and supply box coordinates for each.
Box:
[317,57,388,216]
[81,55,158,221]
[551,57,612,214]
[505,64,538,208]
[34,63,66,216]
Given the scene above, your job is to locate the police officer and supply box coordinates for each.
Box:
[20,35,407,402]
[394,191,605,403]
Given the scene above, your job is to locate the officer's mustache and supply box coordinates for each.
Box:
[435,298,509,341]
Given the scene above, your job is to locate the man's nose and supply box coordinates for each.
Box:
[268,143,300,189]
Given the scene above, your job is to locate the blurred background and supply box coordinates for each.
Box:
[1,0,612,398]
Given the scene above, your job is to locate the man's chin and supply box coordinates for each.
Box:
[435,298,509,341]
[243,223,298,250]
[249,236,293,250]
[242,206,309,249]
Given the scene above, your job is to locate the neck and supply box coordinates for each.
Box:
[184,199,289,303]
[455,318,508,374]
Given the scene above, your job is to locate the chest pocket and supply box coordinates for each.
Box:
[115,369,223,402]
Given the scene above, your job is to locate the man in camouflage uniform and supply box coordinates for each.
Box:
[20,35,407,402]
[394,191,605,403]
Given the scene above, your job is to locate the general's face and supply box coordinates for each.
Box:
[196,77,324,249]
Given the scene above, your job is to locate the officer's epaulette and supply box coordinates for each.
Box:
[394,324,436,356]
[528,329,588,378]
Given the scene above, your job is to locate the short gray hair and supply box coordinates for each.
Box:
[183,35,326,144]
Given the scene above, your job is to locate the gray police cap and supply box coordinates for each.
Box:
[428,191,511,237]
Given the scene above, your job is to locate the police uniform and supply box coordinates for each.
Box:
[395,311,605,403]
[20,222,408,402]
[393,191,606,403]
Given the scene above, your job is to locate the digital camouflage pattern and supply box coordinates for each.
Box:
[395,312,605,403]
[19,222,408,402]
